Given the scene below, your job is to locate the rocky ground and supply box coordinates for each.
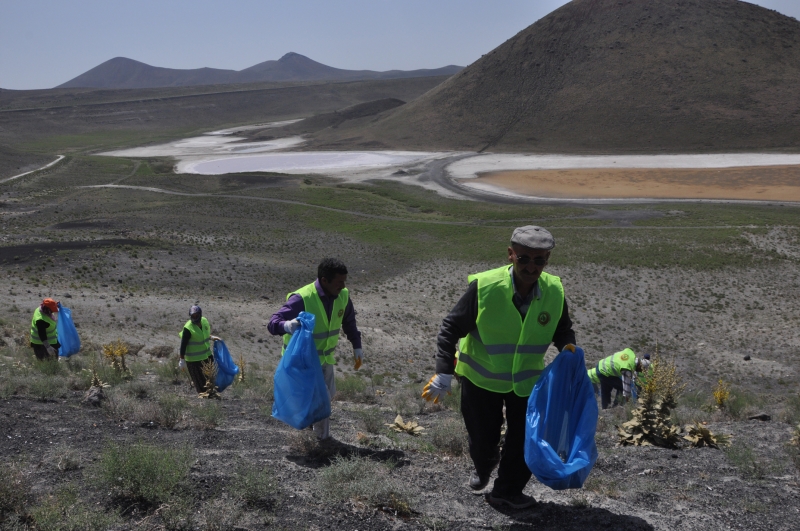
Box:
[2,152,800,530]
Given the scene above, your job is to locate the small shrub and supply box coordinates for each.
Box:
[157,497,196,531]
[357,407,385,434]
[232,461,280,510]
[192,400,222,429]
[0,462,29,518]
[156,359,182,385]
[52,446,82,472]
[28,484,119,531]
[32,357,65,376]
[122,381,152,399]
[618,355,684,448]
[713,379,731,410]
[28,376,68,401]
[317,455,413,515]
[200,498,244,531]
[428,419,467,456]
[724,443,765,479]
[336,374,372,403]
[726,388,762,420]
[158,394,188,428]
[782,395,800,425]
[97,441,192,505]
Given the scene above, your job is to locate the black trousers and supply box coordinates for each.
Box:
[460,377,531,496]
[598,372,623,409]
[31,343,58,361]
[186,358,212,393]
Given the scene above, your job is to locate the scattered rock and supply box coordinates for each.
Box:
[748,413,771,421]
[260,294,270,300]
[743,355,751,361]
[83,386,105,407]
[124,342,144,356]
[146,345,174,358]
[63,293,72,298]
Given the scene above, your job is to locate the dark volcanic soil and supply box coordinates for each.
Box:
[2,381,798,531]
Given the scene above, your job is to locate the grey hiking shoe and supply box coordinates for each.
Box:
[486,491,536,509]
[469,470,491,490]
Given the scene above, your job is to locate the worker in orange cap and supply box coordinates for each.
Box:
[30,298,60,360]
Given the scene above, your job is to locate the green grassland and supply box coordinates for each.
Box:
[5,155,800,271]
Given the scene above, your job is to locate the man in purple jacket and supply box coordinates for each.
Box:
[268,258,363,440]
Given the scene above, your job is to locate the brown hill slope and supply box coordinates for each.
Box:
[310,0,800,153]
[57,53,463,89]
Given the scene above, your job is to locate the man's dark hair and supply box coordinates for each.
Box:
[317,258,348,282]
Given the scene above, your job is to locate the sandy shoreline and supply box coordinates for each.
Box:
[463,165,800,201]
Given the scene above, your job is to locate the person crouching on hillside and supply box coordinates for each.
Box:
[179,305,220,395]
[590,348,650,409]
[30,298,60,360]
[267,258,364,441]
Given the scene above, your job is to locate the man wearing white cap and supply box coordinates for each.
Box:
[422,226,577,510]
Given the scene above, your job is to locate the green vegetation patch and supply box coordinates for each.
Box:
[96,441,192,505]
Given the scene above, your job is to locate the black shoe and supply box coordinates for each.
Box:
[469,470,491,490]
[486,491,536,509]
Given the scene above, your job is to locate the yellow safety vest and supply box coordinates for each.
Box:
[282,282,348,365]
[30,307,58,346]
[587,367,600,384]
[180,317,212,362]
[597,348,636,378]
[456,266,564,397]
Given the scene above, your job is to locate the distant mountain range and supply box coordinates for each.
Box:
[56,53,463,89]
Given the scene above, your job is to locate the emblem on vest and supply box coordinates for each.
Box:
[620,352,630,361]
[537,311,551,326]
[338,309,344,317]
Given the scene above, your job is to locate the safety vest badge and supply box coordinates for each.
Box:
[338,309,344,317]
[537,311,551,326]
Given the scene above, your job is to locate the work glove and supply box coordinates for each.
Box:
[283,319,300,335]
[561,344,584,358]
[421,373,453,404]
[353,348,363,370]
[210,335,221,342]
[46,345,56,357]
[178,358,186,371]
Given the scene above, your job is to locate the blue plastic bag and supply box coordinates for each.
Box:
[271,312,331,430]
[525,346,598,490]
[213,340,239,392]
[56,302,81,357]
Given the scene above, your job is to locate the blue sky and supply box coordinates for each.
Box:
[2,0,799,90]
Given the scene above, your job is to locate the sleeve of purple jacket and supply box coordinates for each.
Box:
[340,298,362,350]
[267,294,304,336]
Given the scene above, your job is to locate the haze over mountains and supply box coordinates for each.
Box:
[311,0,800,153]
[56,52,463,89]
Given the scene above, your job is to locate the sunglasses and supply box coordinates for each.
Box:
[514,253,548,266]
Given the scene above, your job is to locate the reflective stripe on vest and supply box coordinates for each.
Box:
[455,266,564,397]
[30,307,58,345]
[597,348,636,377]
[180,317,212,362]
[282,282,348,365]
[587,367,600,384]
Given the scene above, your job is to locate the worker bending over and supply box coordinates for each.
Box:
[589,348,650,409]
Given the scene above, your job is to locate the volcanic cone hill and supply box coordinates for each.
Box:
[309,0,800,153]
